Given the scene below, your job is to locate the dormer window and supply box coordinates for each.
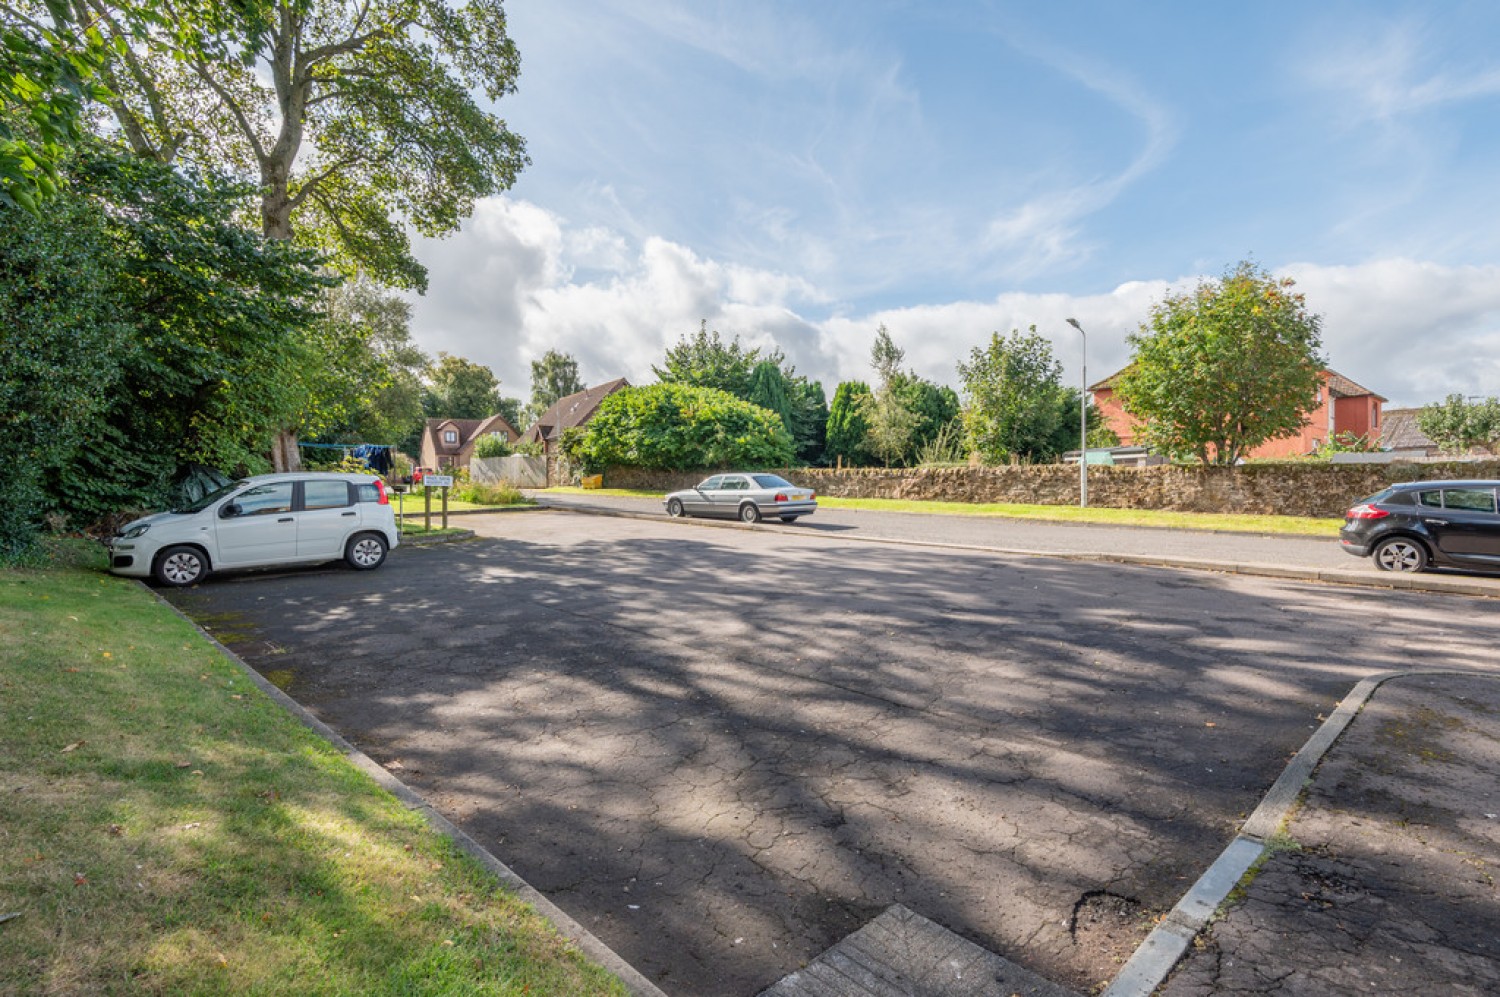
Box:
[443,430,457,445]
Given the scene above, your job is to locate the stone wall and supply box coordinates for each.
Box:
[604,460,1500,519]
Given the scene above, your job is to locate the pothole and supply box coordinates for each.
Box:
[1068,890,1157,987]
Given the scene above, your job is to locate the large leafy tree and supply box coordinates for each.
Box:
[423,353,513,421]
[653,321,768,398]
[864,388,922,467]
[1,143,330,548]
[657,321,826,463]
[1417,394,1500,456]
[1039,389,1117,458]
[0,1,115,212]
[317,275,430,446]
[747,360,793,430]
[1113,261,1325,465]
[825,381,873,467]
[527,349,584,423]
[0,150,129,555]
[958,327,1072,463]
[790,378,829,464]
[895,375,960,458]
[76,0,527,291]
[857,325,952,466]
[73,0,528,470]
[570,383,794,472]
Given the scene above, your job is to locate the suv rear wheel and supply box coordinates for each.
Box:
[1373,536,1428,573]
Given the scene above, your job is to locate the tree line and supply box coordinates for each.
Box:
[568,260,1498,474]
[1,0,547,557]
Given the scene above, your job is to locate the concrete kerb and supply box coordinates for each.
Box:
[1102,668,1494,997]
[143,583,668,997]
[534,501,1500,600]
[398,529,476,545]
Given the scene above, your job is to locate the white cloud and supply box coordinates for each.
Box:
[1288,260,1500,406]
[410,198,1500,412]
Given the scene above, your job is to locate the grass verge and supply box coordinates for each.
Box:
[0,541,627,996]
[391,497,531,515]
[542,487,1340,536]
[398,524,471,539]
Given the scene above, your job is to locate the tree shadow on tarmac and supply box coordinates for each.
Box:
[167,525,1500,996]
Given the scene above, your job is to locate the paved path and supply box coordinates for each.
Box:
[1161,671,1500,996]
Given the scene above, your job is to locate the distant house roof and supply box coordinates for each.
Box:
[1089,365,1385,400]
[1325,371,1386,401]
[1378,408,1437,452]
[422,413,519,460]
[521,378,629,444]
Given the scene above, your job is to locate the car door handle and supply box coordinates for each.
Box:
[1423,518,1448,525]
[341,511,356,517]
[278,517,294,523]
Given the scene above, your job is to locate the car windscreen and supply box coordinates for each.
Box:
[752,474,793,489]
[172,480,247,514]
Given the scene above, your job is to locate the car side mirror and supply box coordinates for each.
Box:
[219,503,242,519]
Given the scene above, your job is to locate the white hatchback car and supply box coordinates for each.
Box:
[106,472,400,587]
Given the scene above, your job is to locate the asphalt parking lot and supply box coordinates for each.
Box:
[164,512,1500,995]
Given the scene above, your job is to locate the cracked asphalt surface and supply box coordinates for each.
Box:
[164,511,1500,995]
[1163,672,1500,996]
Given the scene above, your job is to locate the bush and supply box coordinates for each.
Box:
[472,433,512,459]
[572,383,795,471]
[450,482,523,505]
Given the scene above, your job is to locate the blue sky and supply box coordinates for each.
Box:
[410,1,1500,409]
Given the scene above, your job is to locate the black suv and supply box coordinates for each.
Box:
[1340,480,1500,573]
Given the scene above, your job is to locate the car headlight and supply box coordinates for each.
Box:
[120,524,151,539]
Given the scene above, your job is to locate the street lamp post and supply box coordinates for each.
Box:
[1066,317,1087,507]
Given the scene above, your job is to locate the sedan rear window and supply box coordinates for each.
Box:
[752,475,793,488]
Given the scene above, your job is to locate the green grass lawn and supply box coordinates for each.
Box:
[0,542,627,996]
[390,495,530,514]
[543,487,1341,537]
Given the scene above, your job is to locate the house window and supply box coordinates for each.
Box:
[443,430,457,445]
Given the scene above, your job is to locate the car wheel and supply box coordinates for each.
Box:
[1373,536,1428,573]
[739,503,762,524]
[779,515,799,523]
[154,545,207,587]
[667,498,685,518]
[345,532,389,571]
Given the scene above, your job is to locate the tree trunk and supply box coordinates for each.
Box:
[271,429,301,472]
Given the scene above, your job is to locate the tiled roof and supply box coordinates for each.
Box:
[427,418,485,456]
[1089,365,1386,400]
[1377,408,1436,451]
[521,378,628,443]
[1325,369,1386,401]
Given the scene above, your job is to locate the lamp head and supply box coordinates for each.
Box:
[1066,317,1083,332]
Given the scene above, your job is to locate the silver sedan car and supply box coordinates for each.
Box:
[663,473,817,523]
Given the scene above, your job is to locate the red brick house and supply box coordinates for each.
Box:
[418,413,520,472]
[1089,367,1386,459]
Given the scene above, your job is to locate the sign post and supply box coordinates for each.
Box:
[422,475,454,531]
